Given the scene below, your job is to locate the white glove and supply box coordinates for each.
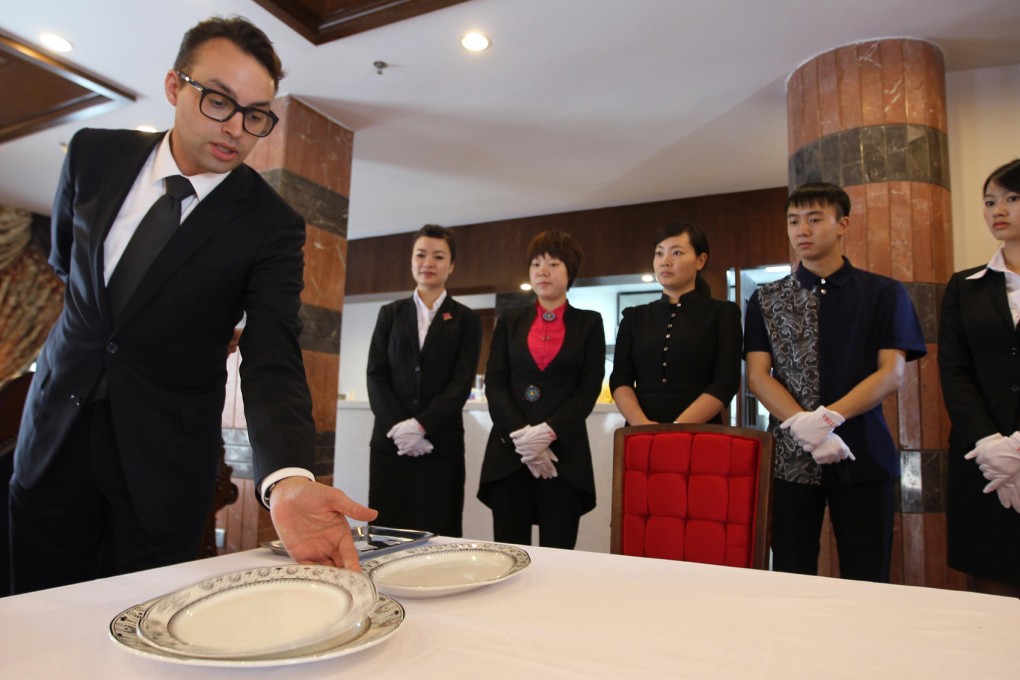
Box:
[525,448,559,479]
[781,406,845,452]
[401,438,434,458]
[992,474,1020,513]
[387,418,426,455]
[810,433,856,465]
[510,423,557,461]
[964,432,1020,482]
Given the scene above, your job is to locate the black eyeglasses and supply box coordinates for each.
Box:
[176,70,279,138]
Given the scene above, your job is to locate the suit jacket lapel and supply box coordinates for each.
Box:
[112,165,249,330]
[398,298,420,357]
[977,271,1015,334]
[421,295,454,357]
[89,132,164,326]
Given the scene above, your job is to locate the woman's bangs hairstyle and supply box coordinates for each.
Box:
[984,159,1020,195]
[526,230,584,289]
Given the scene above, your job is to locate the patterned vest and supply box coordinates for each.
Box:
[757,275,822,485]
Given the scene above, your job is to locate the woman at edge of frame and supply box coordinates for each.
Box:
[939,159,1020,598]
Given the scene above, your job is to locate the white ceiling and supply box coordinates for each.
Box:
[3,0,1020,239]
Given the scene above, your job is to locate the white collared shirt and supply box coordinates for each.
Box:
[103,131,229,284]
[412,289,448,349]
[967,248,1020,325]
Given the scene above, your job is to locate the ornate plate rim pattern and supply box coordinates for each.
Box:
[110,594,403,667]
[136,564,376,659]
[361,542,531,598]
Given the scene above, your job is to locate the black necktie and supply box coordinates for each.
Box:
[108,175,195,317]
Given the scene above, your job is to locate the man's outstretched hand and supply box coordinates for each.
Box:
[269,477,378,571]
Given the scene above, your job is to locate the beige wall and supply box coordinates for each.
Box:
[947,62,1020,272]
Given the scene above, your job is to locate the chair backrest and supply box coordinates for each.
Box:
[611,423,774,569]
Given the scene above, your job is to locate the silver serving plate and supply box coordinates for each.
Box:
[260,525,434,560]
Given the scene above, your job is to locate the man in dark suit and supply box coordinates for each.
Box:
[10,17,375,594]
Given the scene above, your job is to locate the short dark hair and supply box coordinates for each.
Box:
[174,17,285,90]
[526,230,584,289]
[413,224,457,262]
[786,182,852,220]
[984,159,1020,195]
[652,221,713,297]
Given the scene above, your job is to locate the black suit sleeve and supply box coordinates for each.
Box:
[702,301,742,405]
[546,313,606,436]
[237,204,315,483]
[938,273,1000,446]
[366,303,409,427]
[485,313,530,433]
[417,307,481,435]
[49,131,79,282]
[608,308,635,393]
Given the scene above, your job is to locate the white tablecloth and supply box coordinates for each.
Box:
[1,539,1017,679]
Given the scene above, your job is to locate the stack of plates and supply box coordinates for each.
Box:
[109,564,403,667]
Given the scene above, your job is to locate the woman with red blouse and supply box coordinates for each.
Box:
[478,230,606,549]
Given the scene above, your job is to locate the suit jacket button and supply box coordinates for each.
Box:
[1012,347,1018,356]
[412,398,419,405]
[1013,385,1020,393]
[70,394,81,406]
[414,367,421,372]
[106,342,119,354]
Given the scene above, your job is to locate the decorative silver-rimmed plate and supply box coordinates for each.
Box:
[136,565,376,659]
[110,594,403,667]
[362,542,531,598]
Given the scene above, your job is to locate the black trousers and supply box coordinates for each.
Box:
[486,466,587,549]
[771,475,896,583]
[9,401,202,594]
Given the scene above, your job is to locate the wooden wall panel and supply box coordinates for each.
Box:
[347,188,790,297]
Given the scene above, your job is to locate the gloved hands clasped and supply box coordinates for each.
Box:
[965,432,1020,512]
[387,418,433,457]
[510,423,558,479]
[781,406,853,464]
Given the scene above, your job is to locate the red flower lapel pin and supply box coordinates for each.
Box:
[442,312,453,321]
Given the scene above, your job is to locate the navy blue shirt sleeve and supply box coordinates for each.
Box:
[742,289,772,356]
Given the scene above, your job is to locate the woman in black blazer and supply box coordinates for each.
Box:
[479,230,605,549]
[610,222,742,425]
[939,159,1020,598]
[367,225,481,537]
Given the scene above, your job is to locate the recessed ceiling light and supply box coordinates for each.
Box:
[40,33,73,53]
[641,274,655,283]
[135,125,158,133]
[461,32,490,52]
[520,283,532,291]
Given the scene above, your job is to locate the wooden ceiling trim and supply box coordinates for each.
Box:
[0,30,135,145]
[253,0,471,45]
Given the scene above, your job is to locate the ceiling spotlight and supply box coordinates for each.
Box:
[40,33,73,53]
[461,32,490,52]
[520,283,532,291]
[641,274,655,283]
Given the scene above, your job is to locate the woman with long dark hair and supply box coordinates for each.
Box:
[610,222,742,425]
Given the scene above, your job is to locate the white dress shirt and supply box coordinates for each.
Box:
[966,248,1020,325]
[412,288,447,349]
[103,131,228,283]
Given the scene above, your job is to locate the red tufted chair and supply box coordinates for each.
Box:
[611,423,774,569]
